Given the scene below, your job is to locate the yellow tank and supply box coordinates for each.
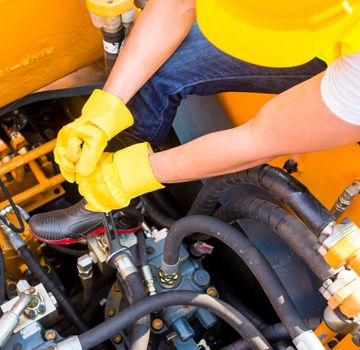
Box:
[0,0,103,107]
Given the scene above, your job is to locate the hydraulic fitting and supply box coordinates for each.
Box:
[331,181,360,219]
[320,269,360,318]
[141,265,157,296]
[113,253,137,279]
[158,269,180,288]
[0,292,32,347]
[318,222,360,275]
[77,254,94,281]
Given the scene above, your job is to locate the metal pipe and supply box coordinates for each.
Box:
[0,293,32,347]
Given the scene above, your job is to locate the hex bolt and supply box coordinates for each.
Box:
[206,286,218,297]
[107,308,115,317]
[113,335,122,344]
[28,287,36,294]
[152,318,164,331]
[45,330,57,341]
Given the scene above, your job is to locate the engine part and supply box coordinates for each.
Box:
[160,215,309,341]
[188,164,335,235]
[0,291,32,347]
[1,281,58,334]
[214,196,336,281]
[86,0,133,74]
[319,221,360,276]
[6,226,88,333]
[68,291,273,350]
[331,180,360,219]
[0,139,64,212]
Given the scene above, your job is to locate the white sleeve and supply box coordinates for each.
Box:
[321,51,360,125]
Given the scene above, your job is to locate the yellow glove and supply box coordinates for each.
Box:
[76,143,164,212]
[54,89,134,182]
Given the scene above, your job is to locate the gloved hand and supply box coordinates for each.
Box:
[54,89,134,182]
[76,143,164,212]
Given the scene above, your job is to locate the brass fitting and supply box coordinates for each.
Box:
[319,222,360,275]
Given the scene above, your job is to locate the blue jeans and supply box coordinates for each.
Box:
[127,22,327,144]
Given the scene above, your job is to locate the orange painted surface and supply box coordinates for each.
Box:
[0,0,103,107]
[218,92,360,225]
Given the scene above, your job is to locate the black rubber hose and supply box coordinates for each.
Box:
[136,231,147,266]
[46,244,88,257]
[214,197,335,281]
[141,196,175,228]
[78,291,273,350]
[162,216,307,339]
[188,164,335,235]
[17,245,88,333]
[121,271,150,350]
[0,248,6,305]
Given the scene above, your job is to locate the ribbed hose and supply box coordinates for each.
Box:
[162,216,307,339]
[214,197,335,281]
[188,165,335,235]
[17,246,88,333]
[121,272,150,350]
[141,196,175,228]
[0,248,5,305]
[78,291,272,350]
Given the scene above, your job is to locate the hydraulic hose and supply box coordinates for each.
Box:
[141,196,175,229]
[121,271,150,350]
[188,165,335,235]
[0,248,5,305]
[77,291,272,350]
[136,231,147,267]
[15,244,88,333]
[214,197,335,281]
[161,215,308,340]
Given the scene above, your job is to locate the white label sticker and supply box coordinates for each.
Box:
[103,40,120,54]
[21,322,41,340]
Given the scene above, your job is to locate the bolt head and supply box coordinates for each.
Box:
[152,318,164,331]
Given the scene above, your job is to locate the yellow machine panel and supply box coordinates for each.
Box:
[219,92,360,225]
[0,0,103,107]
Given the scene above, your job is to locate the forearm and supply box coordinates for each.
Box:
[150,72,360,183]
[103,0,196,103]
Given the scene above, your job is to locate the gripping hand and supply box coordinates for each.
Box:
[54,89,134,182]
[76,143,164,212]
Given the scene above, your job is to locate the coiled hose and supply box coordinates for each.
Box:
[16,244,88,333]
[188,164,335,235]
[214,197,335,281]
[162,215,308,340]
[78,291,272,350]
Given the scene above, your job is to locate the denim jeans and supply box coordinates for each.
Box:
[127,22,327,144]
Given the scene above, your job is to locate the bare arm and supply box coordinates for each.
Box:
[149,72,360,183]
[103,0,196,102]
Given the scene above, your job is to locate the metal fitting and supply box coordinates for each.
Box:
[77,254,94,280]
[142,265,157,296]
[52,336,82,350]
[293,330,326,350]
[331,181,360,218]
[113,254,137,280]
[158,269,180,288]
[323,307,357,335]
[0,293,32,347]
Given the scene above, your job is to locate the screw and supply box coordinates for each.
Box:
[152,318,164,331]
[107,308,115,317]
[28,286,36,294]
[45,330,56,341]
[113,335,122,344]
[25,309,37,319]
[206,286,218,297]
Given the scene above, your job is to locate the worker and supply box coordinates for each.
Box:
[30,0,360,242]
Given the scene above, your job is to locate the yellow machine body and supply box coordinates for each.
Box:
[218,92,360,226]
[0,0,103,107]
